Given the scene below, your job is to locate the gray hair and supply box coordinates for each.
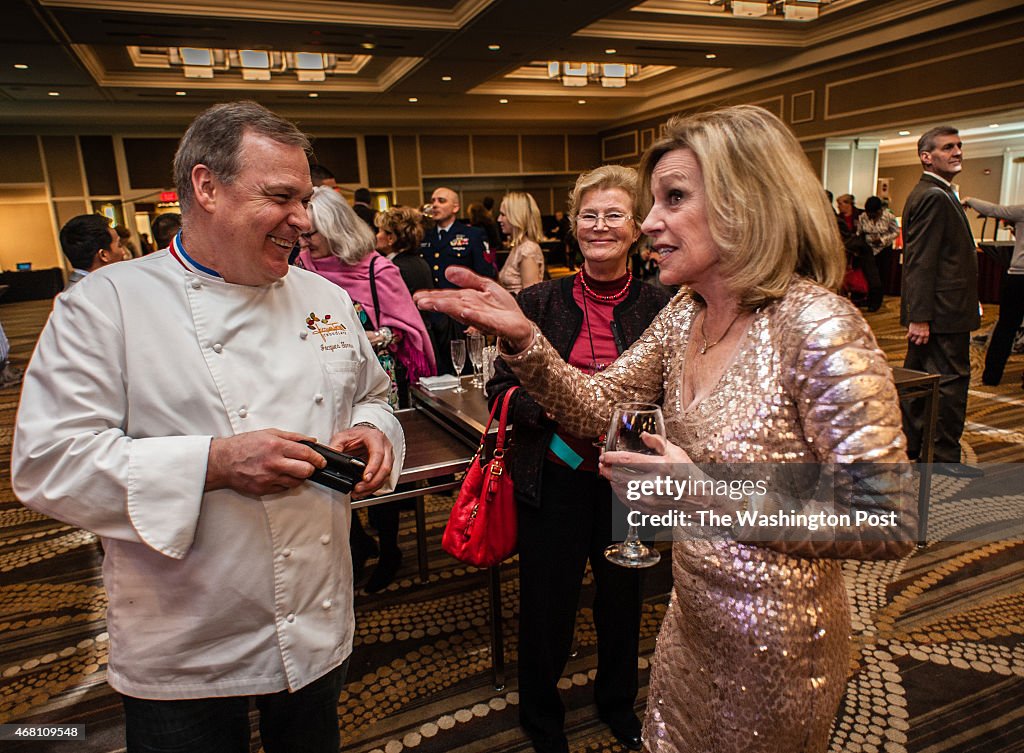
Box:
[917,125,958,157]
[308,186,377,265]
[173,101,311,213]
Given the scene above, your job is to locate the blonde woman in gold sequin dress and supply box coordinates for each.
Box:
[417,105,916,753]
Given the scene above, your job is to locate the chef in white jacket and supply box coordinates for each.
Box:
[11,101,404,753]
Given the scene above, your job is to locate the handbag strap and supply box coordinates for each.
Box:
[476,386,518,458]
[492,386,518,456]
[367,255,381,330]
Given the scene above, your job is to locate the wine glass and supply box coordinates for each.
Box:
[604,402,664,568]
[450,339,467,393]
[468,333,486,388]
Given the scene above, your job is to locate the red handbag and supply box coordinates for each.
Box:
[442,386,518,567]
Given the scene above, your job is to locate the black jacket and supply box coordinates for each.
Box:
[485,274,671,508]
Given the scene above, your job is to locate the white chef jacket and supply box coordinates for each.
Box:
[11,249,405,699]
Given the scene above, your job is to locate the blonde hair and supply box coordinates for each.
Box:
[307,186,376,264]
[567,164,639,236]
[498,192,543,248]
[375,206,424,254]
[637,105,844,308]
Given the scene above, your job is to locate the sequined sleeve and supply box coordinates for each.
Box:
[499,298,678,437]
[747,292,917,560]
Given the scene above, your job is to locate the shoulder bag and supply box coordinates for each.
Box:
[442,386,518,567]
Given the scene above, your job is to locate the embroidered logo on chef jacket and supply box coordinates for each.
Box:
[306,312,352,352]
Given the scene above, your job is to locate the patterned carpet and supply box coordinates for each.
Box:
[1,293,1022,753]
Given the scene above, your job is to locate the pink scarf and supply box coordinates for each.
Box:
[296,250,437,383]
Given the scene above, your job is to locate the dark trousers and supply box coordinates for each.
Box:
[903,332,970,462]
[858,247,883,311]
[122,660,348,753]
[516,462,642,749]
[982,272,1024,385]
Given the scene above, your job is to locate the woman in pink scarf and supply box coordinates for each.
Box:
[296,187,436,592]
[297,187,436,404]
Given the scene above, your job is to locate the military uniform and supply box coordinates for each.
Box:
[420,220,496,288]
[420,220,496,374]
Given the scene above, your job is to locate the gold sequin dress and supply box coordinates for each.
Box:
[501,278,915,753]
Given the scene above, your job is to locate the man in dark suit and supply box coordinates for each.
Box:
[352,187,377,230]
[901,125,982,478]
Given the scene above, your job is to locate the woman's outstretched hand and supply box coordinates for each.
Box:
[414,266,535,351]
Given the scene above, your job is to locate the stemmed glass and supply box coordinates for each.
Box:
[450,339,467,393]
[604,402,665,568]
[468,333,486,388]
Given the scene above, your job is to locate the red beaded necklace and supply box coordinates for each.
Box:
[579,269,632,302]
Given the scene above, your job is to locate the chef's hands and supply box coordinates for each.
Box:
[206,429,326,496]
[328,424,394,497]
[205,425,394,498]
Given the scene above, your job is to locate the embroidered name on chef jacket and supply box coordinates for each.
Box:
[306,312,352,353]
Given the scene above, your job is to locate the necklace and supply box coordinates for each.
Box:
[579,270,631,302]
[698,308,744,355]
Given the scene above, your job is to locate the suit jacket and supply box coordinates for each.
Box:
[900,172,980,333]
[353,202,376,230]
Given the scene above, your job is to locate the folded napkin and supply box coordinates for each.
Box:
[418,374,461,390]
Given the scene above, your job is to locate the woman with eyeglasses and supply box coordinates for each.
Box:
[496,191,546,294]
[486,166,672,753]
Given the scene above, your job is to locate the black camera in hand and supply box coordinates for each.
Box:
[299,440,367,494]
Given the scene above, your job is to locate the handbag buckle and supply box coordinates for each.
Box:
[489,462,503,477]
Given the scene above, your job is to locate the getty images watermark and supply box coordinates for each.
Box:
[606,463,1024,544]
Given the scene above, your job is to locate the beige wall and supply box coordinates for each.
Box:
[599,15,1024,186]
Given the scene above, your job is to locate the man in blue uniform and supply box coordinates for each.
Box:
[421,187,496,373]
[421,187,496,288]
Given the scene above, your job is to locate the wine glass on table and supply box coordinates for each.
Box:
[468,333,486,388]
[603,402,664,568]
[450,339,467,393]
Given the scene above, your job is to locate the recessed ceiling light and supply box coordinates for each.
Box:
[578,99,586,105]
[408,97,419,103]
[488,44,501,51]
[989,123,1000,128]
[47,91,60,96]
[605,49,616,55]
[441,75,452,81]
[308,92,319,98]
[13,64,28,70]
[705,53,717,60]
[499,98,509,104]
[175,91,187,96]
[898,130,911,136]
[361,42,376,50]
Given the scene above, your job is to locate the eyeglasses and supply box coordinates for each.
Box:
[576,212,633,228]
[299,230,319,242]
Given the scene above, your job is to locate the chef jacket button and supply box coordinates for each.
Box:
[191,280,202,290]
[322,599,332,610]
[282,548,292,558]
[286,613,295,623]
[320,534,330,545]
[300,330,309,340]
[314,393,324,404]
[238,407,248,418]
[212,343,223,353]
